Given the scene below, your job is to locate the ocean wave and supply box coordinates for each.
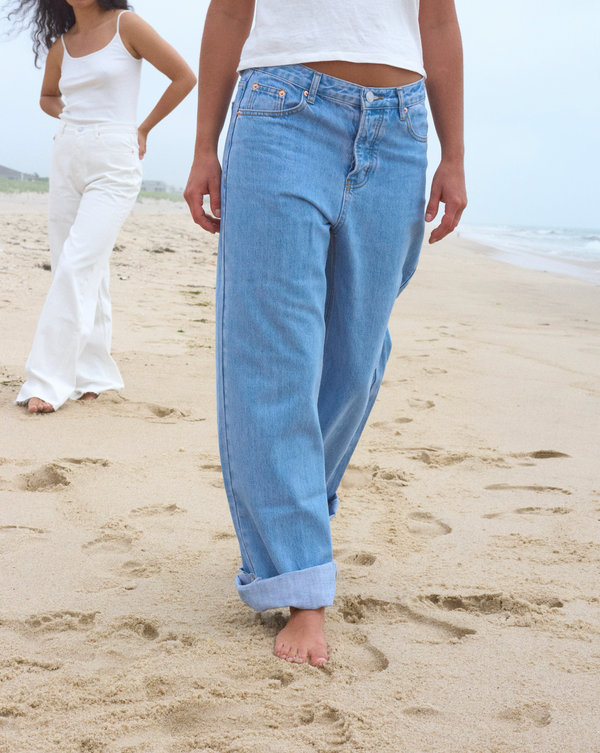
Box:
[460,224,600,263]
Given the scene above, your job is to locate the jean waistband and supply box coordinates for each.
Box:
[240,64,426,108]
[57,122,138,136]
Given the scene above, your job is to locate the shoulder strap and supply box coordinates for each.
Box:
[116,10,131,33]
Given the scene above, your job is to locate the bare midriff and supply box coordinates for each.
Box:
[302,61,422,88]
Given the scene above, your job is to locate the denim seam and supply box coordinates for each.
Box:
[331,182,352,234]
[218,107,256,576]
[405,114,428,143]
[323,232,337,332]
[346,109,384,191]
[318,93,359,110]
[398,264,419,295]
[248,83,285,111]
[237,97,308,118]
[245,69,307,92]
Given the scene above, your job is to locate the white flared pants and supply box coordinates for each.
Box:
[17,123,142,410]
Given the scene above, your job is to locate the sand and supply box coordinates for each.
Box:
[1,196,599,753]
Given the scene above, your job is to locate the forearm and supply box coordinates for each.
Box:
[421,17,464,162]
[194,1,254,157]
[40,95,64,119]
[139,75,196,135]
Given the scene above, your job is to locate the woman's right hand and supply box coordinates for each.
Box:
[184,153,222,234]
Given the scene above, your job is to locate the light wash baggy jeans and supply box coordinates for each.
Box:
[16,123,143,410]
[217,65,427,611]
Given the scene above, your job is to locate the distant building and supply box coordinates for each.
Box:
[141,179,180,194]
[0,164,46,182]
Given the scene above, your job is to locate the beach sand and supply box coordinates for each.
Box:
[1,196,599,753]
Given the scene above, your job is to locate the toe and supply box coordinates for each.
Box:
[308,650,328,668]
[294,647,308,664]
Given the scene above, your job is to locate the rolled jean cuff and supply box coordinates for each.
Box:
[236,561,337,612]
[328,493,340,519]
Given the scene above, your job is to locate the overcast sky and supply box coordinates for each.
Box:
[1,0,598,229]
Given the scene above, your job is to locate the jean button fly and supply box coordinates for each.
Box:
[365,91,375,103]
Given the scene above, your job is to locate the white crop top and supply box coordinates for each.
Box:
[238,0,425,77]
[59,11,142,127]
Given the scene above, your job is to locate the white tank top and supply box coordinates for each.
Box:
[238,0,425,77]
[59,11,142,127]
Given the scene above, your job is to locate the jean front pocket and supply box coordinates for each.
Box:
[405,101,428,143]
[238,71,308,118]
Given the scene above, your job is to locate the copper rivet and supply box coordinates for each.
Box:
[279,89,285,96]
[404,107,408,113]
[237,110,241,116]
[252,82,259,90]
[304,90,309,97]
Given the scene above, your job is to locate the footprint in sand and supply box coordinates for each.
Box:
[498,702,552,727]
[407,398,435,410]
[82,532,134,553]
[527,450,570,459]
[339,595,475,640]
[406,511,451,537]
[372,467,409,488]
[344,552,377,566]
[514,506,571,515]
[422,593,563,614]
[21,463,70,492]
[423,367,448,375]
[200,462,225,488]
[340,464,372,490]
[129,503,186,517]
[370,417,414,433]
[120,560,161,578]
[331,635,389,674]
[98,394,205,423]
[402,706,441,717]
[340,464,408,491]
[61,457,110,467]
[114,616,160,641]
[24,610,98,632]
[294,703,353,748]
[414,450,468,467]
[485,483,571,495]
[0,524,47,534]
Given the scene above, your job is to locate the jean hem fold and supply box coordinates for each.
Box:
[236,561,337,612]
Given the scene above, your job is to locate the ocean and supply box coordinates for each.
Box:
[458,225,600,285]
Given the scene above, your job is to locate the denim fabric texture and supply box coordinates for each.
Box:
[217,65,427,611]
[16,123,142,409]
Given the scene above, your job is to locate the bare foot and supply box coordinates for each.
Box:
[274,607,328,667]
[26,397,54,414]
[78,392,98,401]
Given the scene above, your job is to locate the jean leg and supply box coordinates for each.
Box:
[318,109,427,507]
[216,101,345,611]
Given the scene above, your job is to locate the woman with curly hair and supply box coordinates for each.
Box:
[7,0,196,413]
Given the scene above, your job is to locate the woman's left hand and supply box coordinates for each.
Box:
[137,128,147,159]
[425,158,467,244]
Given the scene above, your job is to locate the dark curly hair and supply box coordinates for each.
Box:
[4,0,132,67]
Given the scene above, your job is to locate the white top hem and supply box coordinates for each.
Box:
[237,51,426,79]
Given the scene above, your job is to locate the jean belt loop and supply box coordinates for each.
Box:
[398,88,406,121]
[307,71,322,104]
